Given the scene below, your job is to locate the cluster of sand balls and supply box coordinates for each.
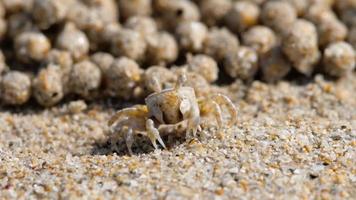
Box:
[0,0,355,107]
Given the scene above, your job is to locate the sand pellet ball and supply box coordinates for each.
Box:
[2,0,33,14]
[334,0,356,11]
[282,19,320,75]
[0,1,5,18]
[187,54,218,83]
[198,0,232,27]
[105,57,143,99]
[33,64,64,107]
[284,0,308,16]
[7,13,36,38]
[347,26,356,49]
[146,31,178,65]
[175,21,208,52]
[15,31,51,63]
[242,25,277,55]
[304,3,335,25]
[143,66,177,93]
[223,46,259,81]
[261,0,297,35]
[323,41,355,77]
[225,1,260,33]
[66,1,99,31]
[111,28,147,62]
[0,18,6,41]
[90,52,114,74]
[32,0,67,30]
[156,0,200,30]
[203,27,239,61]
[0,50,7,75]
[83,0,118,24]
[69,60,102,98]
[118,0,152,21]
[339,8,356,28]
[317,17,348,47]
[125,16,158,37]
[56,23,90,61]
[45,49,73,79]
[260,47,292,83]
[1,71,32,105]
[102,22,121,44]
[184,72,211,97]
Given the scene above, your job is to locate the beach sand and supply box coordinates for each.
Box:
[1,74,355,199]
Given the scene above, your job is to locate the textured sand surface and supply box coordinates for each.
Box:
[1,74,355,199]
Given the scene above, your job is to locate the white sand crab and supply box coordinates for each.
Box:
[108,74,237,154]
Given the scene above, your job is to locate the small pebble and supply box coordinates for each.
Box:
[67,100,87,114]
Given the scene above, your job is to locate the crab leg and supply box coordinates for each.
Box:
[146,119,166,150]
[210,101,223,128]
[158,120,188,135]
[211,94,238,126]
[125,128,134,155]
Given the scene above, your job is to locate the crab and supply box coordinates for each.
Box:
[108,74,237,154]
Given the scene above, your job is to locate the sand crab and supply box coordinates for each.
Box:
[108,74,237,154]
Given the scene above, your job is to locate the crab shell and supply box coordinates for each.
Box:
[145,86,199,125]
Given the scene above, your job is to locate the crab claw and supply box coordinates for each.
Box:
[146,119,166,149]
[108,105,148,126]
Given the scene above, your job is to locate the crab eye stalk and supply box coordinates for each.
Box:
[175,73,187,89]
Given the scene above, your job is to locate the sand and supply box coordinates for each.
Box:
[0,74,355,199]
